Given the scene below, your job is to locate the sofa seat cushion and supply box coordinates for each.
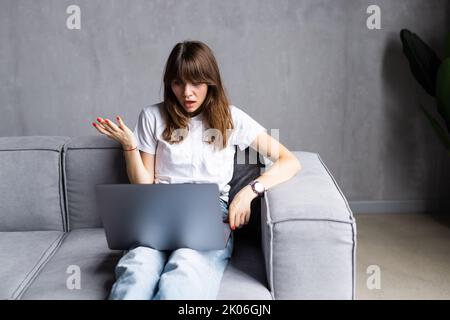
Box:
[218,237,272,300]
[21,229,271,300]
[21,228,122,299]
[0,231,64,299]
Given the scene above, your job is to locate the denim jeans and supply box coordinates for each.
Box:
[108,199,234,300]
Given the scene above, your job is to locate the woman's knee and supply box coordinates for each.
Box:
[116,246,167,274]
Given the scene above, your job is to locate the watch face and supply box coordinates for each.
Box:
[254,182,265,193]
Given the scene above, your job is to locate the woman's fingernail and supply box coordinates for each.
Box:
[97,117,102,122]
[92,122,97,127]
[116,116,120,121]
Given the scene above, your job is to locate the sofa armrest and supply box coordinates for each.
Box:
[260,151,357,299]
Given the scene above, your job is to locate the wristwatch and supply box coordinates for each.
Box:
[249,180,266,198]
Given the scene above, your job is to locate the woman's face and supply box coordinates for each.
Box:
[171,79,208,115]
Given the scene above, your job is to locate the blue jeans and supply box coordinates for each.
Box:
[108,199,234,300]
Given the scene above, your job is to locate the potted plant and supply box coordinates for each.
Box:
[400,29,450,156]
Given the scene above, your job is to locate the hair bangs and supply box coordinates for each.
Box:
[175,55,212,85]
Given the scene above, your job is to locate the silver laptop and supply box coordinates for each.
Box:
[95,183,231,251]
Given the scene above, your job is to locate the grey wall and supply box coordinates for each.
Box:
[1,0,449,213]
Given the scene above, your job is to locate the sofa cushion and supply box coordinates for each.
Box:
[21,228,271,300]
[20,228,122,299]
[217,237,272,300]
[227,147,265,242]
[0,231,64,299]
[62,136,129,229]
[0,136,70,231]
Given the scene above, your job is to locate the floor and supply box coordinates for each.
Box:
[355,213,450,300]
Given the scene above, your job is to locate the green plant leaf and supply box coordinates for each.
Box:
[419,104,450,153]
[444,31,450,59]
[400,29,442,97]
[436,58,450,133]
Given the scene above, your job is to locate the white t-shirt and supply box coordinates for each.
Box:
[132,101,266,203]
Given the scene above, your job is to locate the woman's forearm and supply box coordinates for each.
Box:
[123,149,154,184]
[256,155,301,191]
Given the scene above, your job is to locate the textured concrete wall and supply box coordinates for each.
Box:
[1,0,449,211]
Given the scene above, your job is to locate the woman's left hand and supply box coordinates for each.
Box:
[228,185,257,230]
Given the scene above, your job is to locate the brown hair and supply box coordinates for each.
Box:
[161,40,233,151]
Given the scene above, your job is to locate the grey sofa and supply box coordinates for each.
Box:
[0,135,356,300]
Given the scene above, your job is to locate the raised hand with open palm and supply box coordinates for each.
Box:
[92,116,137,150]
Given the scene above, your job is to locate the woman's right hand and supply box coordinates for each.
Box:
[92,116,137,149]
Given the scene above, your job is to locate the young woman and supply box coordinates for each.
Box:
[92,40,301,300]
